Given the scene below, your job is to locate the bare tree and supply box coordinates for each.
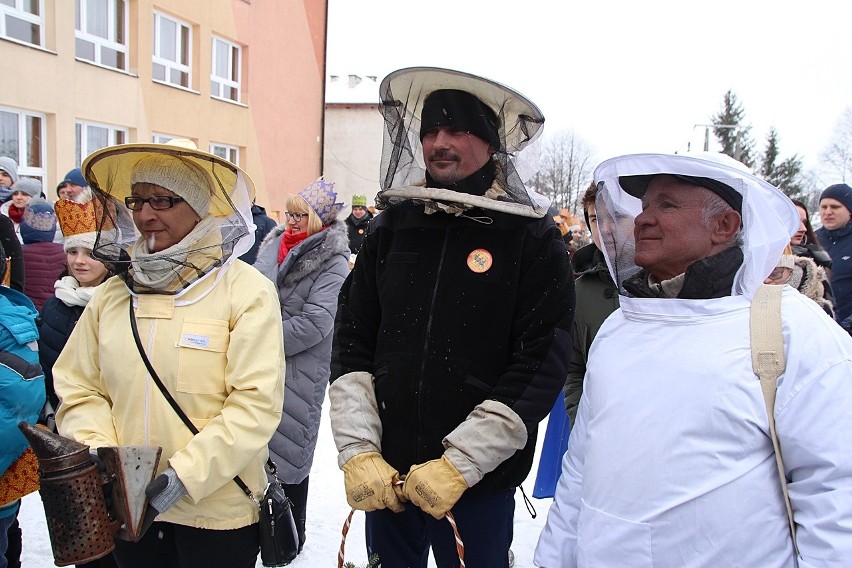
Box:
[532,129,594,214]
[821,106,852,183]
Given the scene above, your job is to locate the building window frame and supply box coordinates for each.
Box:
[209,142,239,166]
[0,105,46,188]
[152,11,192,89]
[211,36,241,103]
[75,0,129,71]
[75,120,127,167]
[0,0,44,48]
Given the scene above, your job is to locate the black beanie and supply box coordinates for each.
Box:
[419,89,500,149]
[820,183,852,214]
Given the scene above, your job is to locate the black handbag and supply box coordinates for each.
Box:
[129,299,299,566]
[258,463,300,566]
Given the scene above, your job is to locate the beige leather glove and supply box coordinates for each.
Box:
[402,455,468,520]
[342,451,406,513]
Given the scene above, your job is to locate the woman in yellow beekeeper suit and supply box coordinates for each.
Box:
[53,140,285,568]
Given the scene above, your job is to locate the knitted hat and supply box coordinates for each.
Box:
[62,168,87,187]
[130,154,213,217]
[20,197,56,244]
[298,178,344,225]
[0,157,19,185]
[352,194,367,207]
[55,198,113,252]
[819,183,852,215]
[14,178,42,198]
[419,89,501,149]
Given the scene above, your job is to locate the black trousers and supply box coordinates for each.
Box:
[112,522,259,568]
[281,475,309,549]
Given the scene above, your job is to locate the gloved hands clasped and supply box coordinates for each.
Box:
[401,455,468,519]
[342,451,406,512]
[139,467,187,539]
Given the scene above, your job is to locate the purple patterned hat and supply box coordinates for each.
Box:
[298,177,344,225]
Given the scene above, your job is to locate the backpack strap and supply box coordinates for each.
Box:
[750,284,798,556]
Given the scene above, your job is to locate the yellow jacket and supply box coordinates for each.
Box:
[55,261,285,530]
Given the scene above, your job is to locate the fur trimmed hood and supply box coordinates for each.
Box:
[259,220,349,287]
[789,255,834,317]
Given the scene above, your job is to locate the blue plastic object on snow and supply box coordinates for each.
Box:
[532,392,571,499]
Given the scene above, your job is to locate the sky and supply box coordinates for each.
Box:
[326,0,852,181]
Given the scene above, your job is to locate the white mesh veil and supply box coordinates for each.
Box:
[82,142,255,295]
[593,153,799,299]
[376,67,548,218]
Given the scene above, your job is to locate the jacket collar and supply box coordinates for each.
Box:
[623,247,744,299]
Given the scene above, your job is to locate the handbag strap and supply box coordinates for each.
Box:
[750,284,798,556]
[128,298,269,502]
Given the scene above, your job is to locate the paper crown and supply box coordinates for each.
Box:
[55,198,115,251]
[298,178,344,225]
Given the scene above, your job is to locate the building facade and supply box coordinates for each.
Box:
[323,73,382,214]
[0,0,327,218]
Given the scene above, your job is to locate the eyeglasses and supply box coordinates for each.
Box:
[284,211,309,222]
[125,195,185,211]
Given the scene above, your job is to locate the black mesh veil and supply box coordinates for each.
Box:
[82,141,255,296]
[376,67,548,218]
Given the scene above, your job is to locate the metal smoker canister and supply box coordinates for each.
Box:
[18,422,117,566]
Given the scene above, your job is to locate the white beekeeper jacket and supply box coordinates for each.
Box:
[535,153,852,567]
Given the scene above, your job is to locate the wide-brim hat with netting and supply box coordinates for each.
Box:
[82,139,256,294]
[376,67,549,218]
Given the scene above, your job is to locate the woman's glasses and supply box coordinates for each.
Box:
[125,196,185,211]
[284,211,308,222]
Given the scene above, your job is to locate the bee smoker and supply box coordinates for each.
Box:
[18,422,161,566]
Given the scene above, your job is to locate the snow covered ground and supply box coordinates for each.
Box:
[18,395,555,567]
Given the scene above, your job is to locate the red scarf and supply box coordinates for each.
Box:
[278,228,309,263]
[7,204,23,224]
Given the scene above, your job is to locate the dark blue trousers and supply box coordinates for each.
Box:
[365,488,515,568]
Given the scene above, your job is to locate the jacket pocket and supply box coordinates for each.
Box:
[577,499,652,567]
[176,318,229,394]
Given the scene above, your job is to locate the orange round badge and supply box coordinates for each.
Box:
[466,249,493,273]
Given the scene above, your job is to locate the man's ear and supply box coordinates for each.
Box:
[711,210,741,244]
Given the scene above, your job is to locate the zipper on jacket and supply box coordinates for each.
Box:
[143,317,156,447]
[416,225,451,461]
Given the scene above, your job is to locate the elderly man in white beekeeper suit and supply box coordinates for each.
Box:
[535,152,852,568]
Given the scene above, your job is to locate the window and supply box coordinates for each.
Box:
[152,12,191,89]
[0,105,46,187]
[211,36,241,103]
[75,0,128,71]
[209,142,239,165]
[75,121,127,167]
[152,133,193,145]
[0,0,43,47]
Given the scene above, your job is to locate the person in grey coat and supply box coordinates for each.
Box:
[254,178,349,554]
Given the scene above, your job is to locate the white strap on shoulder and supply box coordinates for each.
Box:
[750,284,798,556]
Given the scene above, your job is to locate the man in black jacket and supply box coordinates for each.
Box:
[329,67,574,567]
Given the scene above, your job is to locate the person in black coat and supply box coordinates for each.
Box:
[238,202,276,265]
[0,213,24,291]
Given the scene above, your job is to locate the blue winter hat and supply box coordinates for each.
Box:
[20,197,57,244]
[63,167,87,187]
[820,183,852,214]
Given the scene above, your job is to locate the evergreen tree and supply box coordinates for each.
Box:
[711,90,756,168]
[759,127,805,198]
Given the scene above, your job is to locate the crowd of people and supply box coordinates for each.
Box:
[1,65,850,568]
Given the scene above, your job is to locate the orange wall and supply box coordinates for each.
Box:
[231,0,327,219]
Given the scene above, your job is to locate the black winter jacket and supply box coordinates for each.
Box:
[564,244,619,426]
[331,200,575,494]
[345,211,373,255]
[38,295,84,408]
